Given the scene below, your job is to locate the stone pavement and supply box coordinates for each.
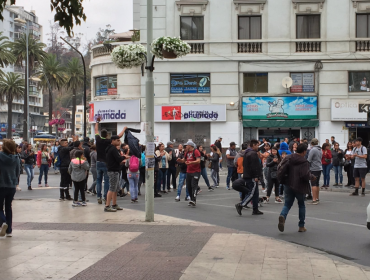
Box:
[2,199,370,280]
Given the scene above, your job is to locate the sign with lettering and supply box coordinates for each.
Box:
[331,99,368,121]
[89,99,140,123]
[170,73,210,94]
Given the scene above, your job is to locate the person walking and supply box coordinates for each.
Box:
[208,145,220,189]
[37,144,50,188]
[15,144,24,192]
[332,143,344,187]
[68,150,90,207]
[226,142,237,190]
[126,150,141,203]
[307,138,322,205]
[155,143,172,194]
[175,144,184,178]
[185,141,201,207]
[321,143,333,189]
[265,147,283,203]
[344,142,355,187]
[22,143,35,191]
[214,137,223,170]
[175,144,189,201]
[0,139,20,237]
[278,144,315,233]
[198,145,213,191]
[165,141,177,191]
[87,145,97,194]
[350,137,367,196]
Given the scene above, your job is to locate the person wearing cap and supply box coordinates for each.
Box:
[185,141,201,206]
[307,138,322,205]
[350,137,367,196]
[226,142,237,190]
[214,137,223,169]
[165,141,177,191]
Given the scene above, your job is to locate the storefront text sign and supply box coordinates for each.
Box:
[331,99,368,121]
[154,105,226,122]
[242,97,318,120]
[89,99,140,123]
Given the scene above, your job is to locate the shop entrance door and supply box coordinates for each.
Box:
[258,129,300,144]
[170,123,210,151]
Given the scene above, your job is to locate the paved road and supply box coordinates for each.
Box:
[15,171,370,267]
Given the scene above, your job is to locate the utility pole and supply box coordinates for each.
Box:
[145,0,155,222]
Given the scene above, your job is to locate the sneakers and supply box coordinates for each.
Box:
[262,189,267,193]
[298,227,307,232]
[28,186,32,190]
[16,187,21,191]
[263,197,269,204]
[278,215,285,232]
[311,200,319,205]
[6,233,12,237]
[66,197,73,201]
[112,204,123,210]
[98,198,102,204]
[59,198,65,201]
[131,199,135,203]
[0,223,8,237]
[235,203,242,216]
[170,185,174,189]
[38,184,42,187]
[275,198,283,204]
[86,190,92,194]
[175,196,180,202]
[72,201,82,207]
[104,206,117,212]
[189,201,196,207]
[339,183,343,186]
[226,187,230,190]
[185,196,190,201]
[252,210,263,215]
[208,187,214,191]
[81,201,87,206]
[216,185,219,188]
[154,193,162,198]
[333,183,338,187]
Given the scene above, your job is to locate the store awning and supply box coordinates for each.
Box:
[243,119,319,128]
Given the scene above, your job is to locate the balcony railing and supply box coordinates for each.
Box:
[189,43,204,54]
[92,45,117,58]
[356,40,370,52]
[296,41,321,52]
[238,42,262,53]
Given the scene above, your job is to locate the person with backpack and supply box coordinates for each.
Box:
[350,137,368,196]
[165,141,177,191]
[138,145,146,196]
[226,142,237,190]
[278,144,315,233]
[126,149,141,203]
[307,138,322,205]
[105,135,126,212]
[68,150,90,207]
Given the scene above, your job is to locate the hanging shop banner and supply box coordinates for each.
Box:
[154,104,226,122]
[331,99,369,121]
[290,73,315,93]
[170,73,210,94]
[89,99,140,123]
[242,96,318,120]
[95,75,118,96]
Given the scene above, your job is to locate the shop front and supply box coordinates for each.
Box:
[242,96,318,143]
[154,104,226,150]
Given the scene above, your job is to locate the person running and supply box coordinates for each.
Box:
[233,140,263,216]
[185,141,201,207]
[126,150,141,203]
[87,145,97,194]
[0,139,20,237]
[51,141,59,174]
[58,137,77,201]
[307,138,322,205]
[321,143,332,189]
[138,145,146,196]
[22,143,35,191]
[225,142,237,190]
[95,118,126,204]
[350,137,367,196]
[332,143,344,187]
[68,150,90,207]
[37,144,50,188]
[344,142,355,187]
[165,141,177,191]
[198,145,213,192]
[155,143,172,194]
[175,144,190,201]
[208,145,220,189]
[278,144,315,233]
[105,135,126,212]
[265,147,283,203]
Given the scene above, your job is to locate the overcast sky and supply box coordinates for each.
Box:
[15,0,133,48]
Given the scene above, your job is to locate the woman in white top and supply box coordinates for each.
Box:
[344,142,354,186]
[360,77,368,91]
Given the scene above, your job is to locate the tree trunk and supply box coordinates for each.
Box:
[23,64,29,141]
[71,88,76,135]
[49,87,52,134]
[7,93,12,139]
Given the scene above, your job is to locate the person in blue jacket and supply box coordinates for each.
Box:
[278,142,292,156]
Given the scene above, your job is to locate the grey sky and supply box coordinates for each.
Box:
[15,0,133,48]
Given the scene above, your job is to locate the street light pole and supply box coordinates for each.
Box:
[26,21,29,141]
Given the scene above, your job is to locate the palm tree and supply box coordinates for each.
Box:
[0,32,15,77]
[65,58,84,135]
[35,54,66,134]
[12,33,47,141]
[0,73,24,138]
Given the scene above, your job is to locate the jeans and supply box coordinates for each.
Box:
[280,184,306,228]
[128,173,139,199]
[0,188,16,234]
[226,166,234,188]
[177,172,189,198]
[24,164,34,186]
[96,161,109,199]
[167,165,177,190]
[89,167,97,192]
[322,164,332,186]
[200,168,211,188]
[38,164,49,184]
[157,168,167,191]
[263,167,268,188]
[211,169,218,187]
[186,172,200,202]
[333,165,343,184]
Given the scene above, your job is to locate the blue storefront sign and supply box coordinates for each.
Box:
[170,73,210,94]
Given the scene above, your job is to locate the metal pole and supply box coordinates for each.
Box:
[26,22,29,142]
[145,0,154,222]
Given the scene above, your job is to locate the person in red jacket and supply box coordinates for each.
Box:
[321,143,332,189]
[37,144,50,188]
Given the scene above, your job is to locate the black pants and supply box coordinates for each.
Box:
[138,166,145,191]
[347,166,355,185]
[267,178,279,197]
[73,180,86,202]
[154,170,159,195]
[60,167,71,199]
[232,178,259,210]
[0,188,16,234]
[167,165,177,190]
[186,172,200,202]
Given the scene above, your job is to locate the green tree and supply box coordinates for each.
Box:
[35,54,66,134]
[65,57,84,135]
[0,72,24,138]
[0,32,15,76]
[12,33,47,140]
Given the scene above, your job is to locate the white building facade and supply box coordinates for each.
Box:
[90,0,370,148]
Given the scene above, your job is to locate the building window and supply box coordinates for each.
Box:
[290,73,315,93]
[9,32,13,38]
[180,16,204,40]
[349,72,370,92]
[238,16,261,40]
[76,114,81,118]
[357,14,370,38]
[243,73,268,93]
[296,15,320,39]
[170,73,210,94]
[95,75,117,96]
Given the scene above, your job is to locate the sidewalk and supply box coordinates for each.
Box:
[1,199,370,280]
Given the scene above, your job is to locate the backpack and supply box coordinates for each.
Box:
[141,152,145,168]
[277,155,291,183]
[129,155,140,172]
[54,152,61,168]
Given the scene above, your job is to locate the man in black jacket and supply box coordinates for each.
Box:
[82,137,91,190]
[105,135,126,212]
[165,141,177,191]
[233,140,263,216]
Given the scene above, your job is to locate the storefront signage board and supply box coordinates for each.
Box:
[89,99,140,123]
[331,99,369,121]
